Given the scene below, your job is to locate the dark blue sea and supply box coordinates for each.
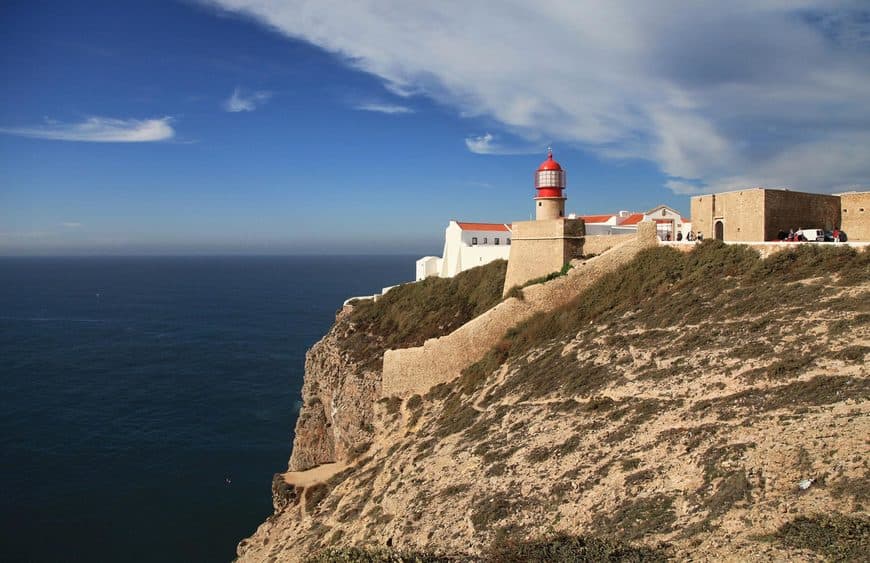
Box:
[0,256,413,562]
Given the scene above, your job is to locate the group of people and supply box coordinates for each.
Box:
[662,231,703,242]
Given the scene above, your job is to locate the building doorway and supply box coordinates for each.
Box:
[714,221,724,241]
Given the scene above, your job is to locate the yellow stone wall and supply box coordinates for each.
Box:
[839,192,870,241]
[583,233,636,256]
[691,188,842,241]
[690,189,765,241]
[502,218,584,295]
[763,189,840,239]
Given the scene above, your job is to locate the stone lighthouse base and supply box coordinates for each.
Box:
[503,217,586,295]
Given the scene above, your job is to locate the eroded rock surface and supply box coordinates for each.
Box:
[289,306,380,472]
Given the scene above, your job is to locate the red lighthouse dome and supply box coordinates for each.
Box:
[534,148,566,220]
[537,151,563,171]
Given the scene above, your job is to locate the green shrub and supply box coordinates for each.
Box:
[342,259,507,367]
[305,547,451,562]
[770,513,869,561]
[487,533,669,562]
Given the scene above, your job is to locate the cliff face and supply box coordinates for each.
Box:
[289,306,378,471]
[241,243,869,562]
[287,260,509,472]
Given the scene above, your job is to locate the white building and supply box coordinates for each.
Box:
[416,221,512,280]
[579,205,692,240]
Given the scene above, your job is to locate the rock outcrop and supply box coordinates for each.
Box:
[288,307,380,472]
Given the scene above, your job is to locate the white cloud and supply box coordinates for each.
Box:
[203,1,870,194]
[355,102,414,114]
[465,133,539,155]
[223,87,272,112]
[0,117,174,142]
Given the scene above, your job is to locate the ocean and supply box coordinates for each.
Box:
[0,255,414,562]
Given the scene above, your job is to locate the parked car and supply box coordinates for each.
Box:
[824,230,848,242]
[795,228,825,242]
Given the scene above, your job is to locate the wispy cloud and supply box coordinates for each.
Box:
[465,133,539,155]
[664,180,706,196]
[355,102,414,114]
[223,87,272,112]
[204,1,870,195]
[0,117,174,142]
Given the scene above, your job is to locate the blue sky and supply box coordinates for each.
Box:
[1,1,868,255]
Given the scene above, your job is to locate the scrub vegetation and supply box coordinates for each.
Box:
[457,241,868,403]
[304,533,670,562]
[249,242,869,561]
[341,259,507,368]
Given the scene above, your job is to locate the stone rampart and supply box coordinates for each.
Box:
[381,222,658,398]
[582,233,635,256]
[502,218,585,295]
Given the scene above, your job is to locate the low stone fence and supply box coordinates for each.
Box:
[381,222,659,398]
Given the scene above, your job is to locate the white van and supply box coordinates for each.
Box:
[795,228,825,242]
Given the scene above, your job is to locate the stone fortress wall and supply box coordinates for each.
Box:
[691,189,766,241]
[690,188,860,242]
[763,189,840,240]
[839,191,870,241]
[381,222,659,398]
[502,217,585,295]
[581,233,636,256]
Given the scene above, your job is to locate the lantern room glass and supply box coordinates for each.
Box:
[535,170,566,188]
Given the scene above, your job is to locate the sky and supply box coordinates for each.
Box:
[1,1,869,255]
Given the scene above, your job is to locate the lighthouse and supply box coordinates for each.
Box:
[534,148,566,220]
[502,149,586,294]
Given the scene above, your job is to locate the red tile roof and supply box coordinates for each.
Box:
[618,213,645,225]
[456,221,511,232]
[580,214,616,223]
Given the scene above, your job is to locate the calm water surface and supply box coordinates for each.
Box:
[0,255,413,562]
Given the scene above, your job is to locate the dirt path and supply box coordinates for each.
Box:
[282,462,346,487]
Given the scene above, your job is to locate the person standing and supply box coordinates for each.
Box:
[833,226,840,243]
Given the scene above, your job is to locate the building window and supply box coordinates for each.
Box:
[483,237,488,244]
[471,237,478,245]
[538,202,542,207]
[861,208,866,212]
[495,238,500,245]
[507,238,511,245]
